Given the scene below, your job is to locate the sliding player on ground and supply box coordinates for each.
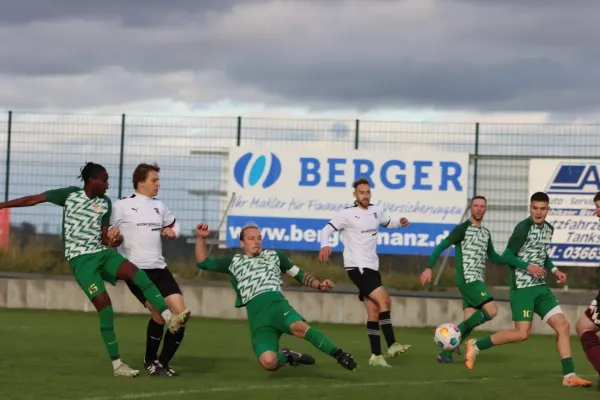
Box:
[464,192,591,388]
[112,163,190,377]
[319,177,411,368]
[420,195,503,363]
[574,191,600,391]
[0,162,190,377]
[195,223,358,372]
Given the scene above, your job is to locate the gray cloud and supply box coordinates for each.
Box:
[0,0,599,115]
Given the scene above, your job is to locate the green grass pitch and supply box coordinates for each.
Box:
[0,308,598,400]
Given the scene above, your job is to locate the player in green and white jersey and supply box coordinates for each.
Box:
[195,223,358,372]
[0,162,191,377]
[464,192,592,388]
[420,196,504,363]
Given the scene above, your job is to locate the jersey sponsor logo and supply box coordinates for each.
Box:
[154,207,160,214]
[233,152,282,189]
[546,163,600,195]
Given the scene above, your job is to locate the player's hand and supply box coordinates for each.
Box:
[161,227,176,239]
[420,269,432,286]
[107,226,120,241]
[554,269,567,284]
[196,223,212,238]
[400,217,409,227]
[527,264,546,278]
[318,246,332,262]
[318,279,334,291]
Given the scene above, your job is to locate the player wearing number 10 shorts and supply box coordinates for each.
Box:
[464,192,591,388]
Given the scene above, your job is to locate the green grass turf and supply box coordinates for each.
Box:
[0,309,598,400]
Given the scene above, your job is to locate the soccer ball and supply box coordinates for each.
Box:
[434,323,461,350]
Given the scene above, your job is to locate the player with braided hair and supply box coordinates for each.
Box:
[0,162,191,377]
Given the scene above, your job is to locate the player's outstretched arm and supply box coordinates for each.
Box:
[194,223,231,273]
[277,251,334,291]
[0,193,47,209]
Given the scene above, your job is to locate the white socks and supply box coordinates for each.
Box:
[161,309,173,322]
[112,359,122,370]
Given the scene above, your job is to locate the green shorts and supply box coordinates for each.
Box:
[510,285,560,322]
[458,281,494,310]
[248,298,306,358]
[68,249,127,300]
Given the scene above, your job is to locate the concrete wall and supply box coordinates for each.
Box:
[0,276,591,336]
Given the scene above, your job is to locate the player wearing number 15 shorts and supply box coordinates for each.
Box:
[464,192,591,388]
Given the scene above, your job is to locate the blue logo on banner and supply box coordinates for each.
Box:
[546,164,600,195]
[234,152,282,188]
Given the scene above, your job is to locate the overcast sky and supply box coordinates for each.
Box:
[0,0,599,122]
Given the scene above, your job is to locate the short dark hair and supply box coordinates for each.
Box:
[530,191,550,203]
[240,223,259,241]
[470,195,487,205]
[352,177,371,189]
[78,162,106,184]
[132,163,160,189]
[594,191,600,202]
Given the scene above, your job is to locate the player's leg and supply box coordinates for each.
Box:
[539,288,592,387]
[464,288,534,370]
[357,268,410,358]
[252,327,289,371]
[278,301,357,371]
[155,270,188,375]
[437,305,475,363]
[123,275,170,377]
[70,254,139,377]
[440,283,497,363]
[364,296,390,367]
[576,293,600,387]
[104,252,191,333]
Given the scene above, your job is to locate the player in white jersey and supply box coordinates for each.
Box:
[318,177,411,367]
[111,163,188,377]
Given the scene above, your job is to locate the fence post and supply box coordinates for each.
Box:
[236,116,242,146]
[472,122,480,197]
[354,119,360,149]
[4,111,12,202]
[118,114,126,199]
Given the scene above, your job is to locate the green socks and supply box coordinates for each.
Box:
[98,306,120,361]
[276,352,288,368]
[475,336,494,350]
[462,309,492,332]
[561,357,575,377]
[132,270,168,313]
[304,327,339,357]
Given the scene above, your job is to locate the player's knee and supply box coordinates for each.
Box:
[555,319,570,336]
[117,261,139,281]
[484,305,498,319]
[91,292,112,311]
[576,315,595,337]
[258,354,278,371]
[290,321,309,338]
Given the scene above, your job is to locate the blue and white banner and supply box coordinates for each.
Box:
[226,147,470,255]
[529,159,600,267]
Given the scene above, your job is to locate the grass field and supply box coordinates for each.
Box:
[1,309,599,400]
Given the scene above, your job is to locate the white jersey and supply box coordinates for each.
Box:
[110,193,180,270]
[321,203,400,272]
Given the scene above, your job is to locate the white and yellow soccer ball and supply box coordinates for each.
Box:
[434,323,461,350]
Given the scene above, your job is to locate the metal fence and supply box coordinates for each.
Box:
[1,110,599,277]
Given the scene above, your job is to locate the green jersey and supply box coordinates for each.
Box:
[44,186,112,260]
[196,249,307,313]
[503,216,555,289]
[427,220,504,284]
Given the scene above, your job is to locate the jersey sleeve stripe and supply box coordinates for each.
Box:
[164,218,176,228]
[328,222,338,231]
[380,218,391,227]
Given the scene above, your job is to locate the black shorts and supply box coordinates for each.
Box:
[347,268,382,301]
[584,290,600,327]
[126,268,182,307]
